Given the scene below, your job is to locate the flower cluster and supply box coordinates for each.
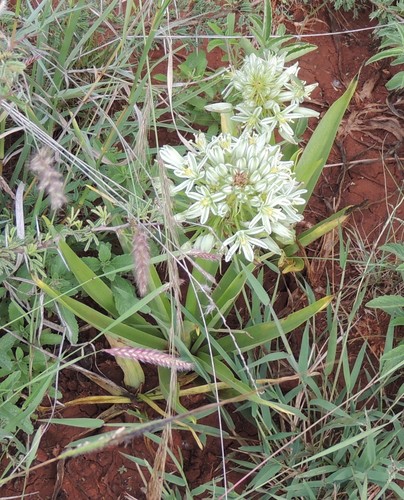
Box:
[158,50,320,262]
[160,133,306,262]
[224,51,318,143]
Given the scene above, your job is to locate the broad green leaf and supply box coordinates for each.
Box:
[262,0,272,44]
[366,295,404,314]
[386,71,404,90]
[59,241,154,330]
[59,240,118,316]
[295,75,358,207]
[208,262,255,328]
[283,44,317,62]
[148,264,171,322]
[35,278,167,350]
[201,296,333,353]
[381,343,404,377]
[0,334,15,371]
[98,242,111,263]
[367,48,404,64]
[111,277,140,317]
[279,256,304,274]
[284,205,352,256]
[106,336,145,389]
[244,263,270,306]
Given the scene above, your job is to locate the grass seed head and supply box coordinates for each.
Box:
[29,147,66,211]
[105,347,194,371]
[132,223,150,297]
[0,1,7,17]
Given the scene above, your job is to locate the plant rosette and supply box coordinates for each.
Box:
[160,131,306,262]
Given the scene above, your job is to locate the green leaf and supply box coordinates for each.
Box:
[98,242,111,263]
[35,278,167,350]
[366,295,404,315]
[178,51,208,78]
[158,367,193,419]
[43,418,105,428]
[283,44,317,62]
[107,337,145,389]
[285,205,352,256]
[111,277,144,317]
[0,334,15,371]
[200,296,333,353]
[299,425,386,466]
[39,332,63,346]
[196,352,296,415]
[148,264,171,323]
[59,241,118,316]
[208,262,255,328]
[185,259,219,319]
[59,242,153,329]
[381,343,404,377]
[295,75,358,208]
[8,300,25,327]
[81,257,101,272]
[386,71,404,91]
[58,305,79,344]
[380,243,404,261]
[367,48,404,64]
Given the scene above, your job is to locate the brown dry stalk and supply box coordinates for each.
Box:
[104,347,194,371]
[132,223,150,297]
[29,147,66,210]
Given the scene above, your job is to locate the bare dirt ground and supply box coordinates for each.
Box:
[1,4,403,499]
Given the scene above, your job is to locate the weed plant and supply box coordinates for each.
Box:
[0,0,402,498]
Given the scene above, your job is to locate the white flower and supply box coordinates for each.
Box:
[279,76,318,105]
[184,186,227,224]
[249,191,289,234]
[223,50,319,143]
[222,227,270,262]
[232,105,264,132]
[160,146,203,193]
[260,103,318,144]
[161,130,307,262]
[193,233,216,252]
[226,52,287,108]
[205,102,233,114]
[193,132,208,153]
[159,145,185,171]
